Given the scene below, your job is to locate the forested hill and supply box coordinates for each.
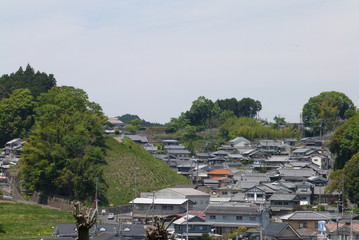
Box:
[102,136,190,205]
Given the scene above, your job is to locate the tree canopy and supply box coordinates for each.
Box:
[0,64,56,98]
[20,86,107,201]
[328,112,359,169]
[0,88,35,145]
[166,96,262,131]
[326,153,359,205]
[302,91,355,136]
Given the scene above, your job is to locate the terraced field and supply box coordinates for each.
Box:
[102,136,190,206]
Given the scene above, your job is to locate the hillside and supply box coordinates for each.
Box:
[0,201,73,240]
[102,136,190,206]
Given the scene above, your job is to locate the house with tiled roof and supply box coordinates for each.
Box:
[268,193,301,214]
[204,202,271,234]
[262,222,301,240]
[281,211,335,232]
[207,169,233,180]
[326,223,359,240]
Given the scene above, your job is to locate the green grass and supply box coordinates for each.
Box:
[102,137,190,206]
[0,201,73,240]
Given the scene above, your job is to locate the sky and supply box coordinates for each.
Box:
[1,0,358,124]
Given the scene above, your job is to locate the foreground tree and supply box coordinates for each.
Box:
[302,91,355,135]
[20,86,107,201]
[73,201,97,240]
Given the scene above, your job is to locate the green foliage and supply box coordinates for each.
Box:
[342,153,359,204]
[326,153,359,205]
[201,233,212,240]
[0,64,56,98]
[0,202,72,239]
[102,137,190,205]
[302,91,355,135]
[272,116,286,129]
[328,113,359,169]
[0,89,35,145]
[219,117,299,141]
[167,96,262,132]
[20,86,107,202]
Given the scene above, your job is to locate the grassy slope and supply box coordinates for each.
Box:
[102,137,190,206]
[0,201,73,240]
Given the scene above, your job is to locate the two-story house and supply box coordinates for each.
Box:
[204,202,270,234]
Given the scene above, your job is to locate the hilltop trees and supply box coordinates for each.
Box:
[0,64,56,98]
[20,86,107,201]
[302,91,355,136]
[166,96,262,131]
[0,65,57,145]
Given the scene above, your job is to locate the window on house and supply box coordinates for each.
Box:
[299,222,307,228]
[199,226,204,230]
[283,202,288,205]
[249,216,256,221]
[223,216,228,220]
[210,215,216,220]
[236,216,243,220]
[222,191,228,195]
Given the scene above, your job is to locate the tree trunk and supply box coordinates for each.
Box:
[77,226,90,240]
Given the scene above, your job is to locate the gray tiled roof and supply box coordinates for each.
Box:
[205,202,261,215]
[269,193,299,201]
[262,222,289,237]
[278,168,316,177]
[281,211,332,221]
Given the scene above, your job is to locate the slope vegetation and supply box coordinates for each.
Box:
[103,137,190,205]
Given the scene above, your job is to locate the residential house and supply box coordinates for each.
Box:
[207,169,233,180]
[326,222,359,240]
[295,182,314,205]
[204,202,271,234]
[143,143,158,153]
[281,211,333,232]
[167,149,191,159]
[162,140,179,146]
[130,198,193,218]
[4,138,24,156]
[126,135,148,145]
[173,214,212,240]
[269,193,301,214]
[276,168,317,182]
[153,188,211,211]
[310,154,330,170]
[284,139,297,147]
[207,157,226,166]
[262,222,301,240]
[257,140,282,155]
[292,148,318,159]
[229,137,251,149]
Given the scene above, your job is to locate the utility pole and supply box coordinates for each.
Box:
[186,200,189,240]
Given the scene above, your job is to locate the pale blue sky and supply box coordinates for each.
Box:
[1,0,358,123]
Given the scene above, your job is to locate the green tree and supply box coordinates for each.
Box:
[0,64,56,97]
[185,96,214,127]
[326,153,359,205]
[0,88,35,144]
[237,97,262,118]
[302,91,355,135]
[272,115,286,129]
[328,113,359,169]
[20,86,107,201]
